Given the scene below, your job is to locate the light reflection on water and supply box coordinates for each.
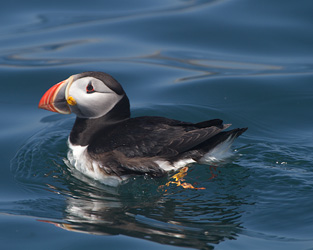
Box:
[9,106,247,249]
[9,102,313,248]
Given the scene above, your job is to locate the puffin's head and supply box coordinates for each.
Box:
[39,72,129,119]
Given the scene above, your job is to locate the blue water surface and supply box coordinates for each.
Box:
[1,0,313,249]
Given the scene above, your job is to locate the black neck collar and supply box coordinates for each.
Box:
[69,95,130,146]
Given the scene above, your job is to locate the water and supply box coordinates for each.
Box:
[1,0,313,249]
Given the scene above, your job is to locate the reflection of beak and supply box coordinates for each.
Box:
[38,219,76,232]
[38,76,74,114]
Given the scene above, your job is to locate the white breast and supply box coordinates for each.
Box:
[66,140,126,186]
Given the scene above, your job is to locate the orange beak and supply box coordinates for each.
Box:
[38,78,72,114]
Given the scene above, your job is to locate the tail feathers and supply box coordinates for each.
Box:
[228,127,248,139]
[195,119,224,128]
[183,127,247,162]
[201,127,247,149]
[198,127,247,163]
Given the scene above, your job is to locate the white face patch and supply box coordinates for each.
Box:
[68,77,123,118]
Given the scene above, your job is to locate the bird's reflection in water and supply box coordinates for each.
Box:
[41,167,243,250]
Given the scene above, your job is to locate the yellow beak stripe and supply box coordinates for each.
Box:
[67,96,77,106]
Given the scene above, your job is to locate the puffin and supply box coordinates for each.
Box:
[39,71,247,185]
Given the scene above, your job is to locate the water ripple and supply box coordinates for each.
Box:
[1,0,223,37]
[0,40,101,67]
[8,105,250,249]
[2,38,311,81]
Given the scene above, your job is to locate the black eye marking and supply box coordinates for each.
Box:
[86,83,95,93]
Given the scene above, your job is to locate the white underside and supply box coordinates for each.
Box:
[66,140,126,187]
[66,135,235,187]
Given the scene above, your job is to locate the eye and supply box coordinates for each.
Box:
[86,83,95,93]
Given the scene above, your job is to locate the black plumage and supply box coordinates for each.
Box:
[71,115,247,177]
[39,71,247,179]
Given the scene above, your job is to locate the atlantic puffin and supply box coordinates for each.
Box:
[39,71,247,185]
